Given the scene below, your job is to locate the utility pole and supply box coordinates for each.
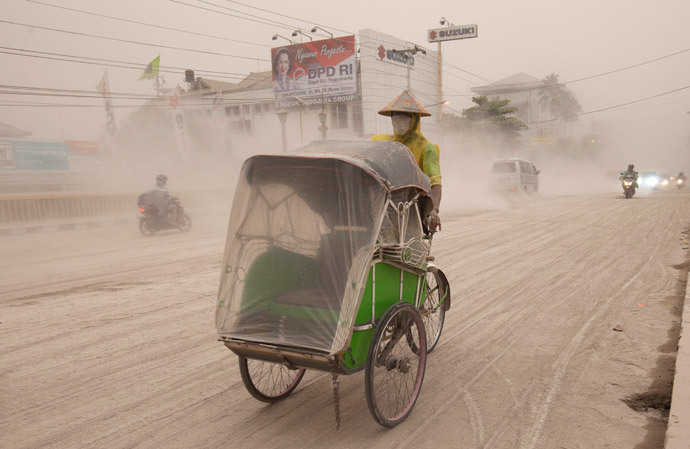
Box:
[390,45,426,92]
[276,110,288,152]
[436,18,454,115]
[428,20,479,115]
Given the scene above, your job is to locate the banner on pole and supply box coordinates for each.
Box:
[95,70,116,136]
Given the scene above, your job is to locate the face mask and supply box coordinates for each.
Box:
[392,114,412,135]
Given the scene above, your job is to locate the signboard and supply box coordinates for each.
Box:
[376,44,415,66]
[427,24,478,43]
[271,35,357,107]
[0,140,102,172]
[530,136,556,145]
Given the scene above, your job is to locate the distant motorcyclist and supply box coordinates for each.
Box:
[139,174,174,221]
[372,90,442,232]
[619,164,639,188]
[677,172,687,188]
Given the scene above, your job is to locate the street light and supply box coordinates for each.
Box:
[424,100,450,108]
[272,34,293,44]
[310,26,333,38]
[291,29,313,42]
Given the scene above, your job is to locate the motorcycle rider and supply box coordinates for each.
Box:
[619,164,639,189]
[677,172,687,186]
[372,90,442,232]
[146,174,174,222]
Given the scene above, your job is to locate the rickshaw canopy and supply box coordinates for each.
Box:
[216,140,431,354]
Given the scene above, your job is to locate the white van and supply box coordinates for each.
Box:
[490,158,540,193]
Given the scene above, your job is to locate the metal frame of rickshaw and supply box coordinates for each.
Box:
[219,189,439,372]
[217,150,451,428]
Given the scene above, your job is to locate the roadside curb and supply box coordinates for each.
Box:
[0,208,225,238]
[0,217,135,237]
[665,272,690,448]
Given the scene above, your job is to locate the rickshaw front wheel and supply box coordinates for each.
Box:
[238,356,306,403]
[420,269,447,354]
[365,302,427,427]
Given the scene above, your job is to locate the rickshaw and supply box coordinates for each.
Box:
[215,140,451,427]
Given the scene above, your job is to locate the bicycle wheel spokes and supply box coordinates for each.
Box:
[366,303,426,427]
[239,357,305,403]
[421,271,446,353]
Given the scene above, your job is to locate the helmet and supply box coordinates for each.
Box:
[156,174,168,186]
[377,90,431,117]
[628,164,634,170]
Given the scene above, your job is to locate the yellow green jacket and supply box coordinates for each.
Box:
[371,114,442,186]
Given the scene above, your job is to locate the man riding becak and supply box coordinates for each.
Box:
[372,90,442,231]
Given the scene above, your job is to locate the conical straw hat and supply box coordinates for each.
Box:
[377,90,431,117]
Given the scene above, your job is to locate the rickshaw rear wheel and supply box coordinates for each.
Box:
[238,356,306,403]
[365,302,427,427]
[420,270,447,353]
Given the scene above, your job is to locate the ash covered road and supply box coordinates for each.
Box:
[2,190,688,449]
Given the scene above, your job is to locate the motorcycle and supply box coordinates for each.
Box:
[138,196,191,236]
[622,177,636,199]
[677,178,686,189]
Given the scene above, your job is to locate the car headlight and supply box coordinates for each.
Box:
[661,180,669,185]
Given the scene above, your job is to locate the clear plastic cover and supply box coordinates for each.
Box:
[216,155,387,354]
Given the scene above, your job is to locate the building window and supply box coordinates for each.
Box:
[330,103,348,129]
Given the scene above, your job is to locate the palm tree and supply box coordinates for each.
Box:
[537,73,582,136]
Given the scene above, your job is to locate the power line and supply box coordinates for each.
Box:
[564,48,689,86]
[478,48,690,96]
[169,0,297,32]
[0,19,268,63]
[0,47,249,81]
[23,0,493,87]
[528,85,690,124]
[221,0,352,35]
[185,0,494,85]
[26,0,272,48]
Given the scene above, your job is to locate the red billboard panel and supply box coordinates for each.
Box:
[271,35,357,106]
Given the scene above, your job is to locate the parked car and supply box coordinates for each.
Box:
[490,158,540,193]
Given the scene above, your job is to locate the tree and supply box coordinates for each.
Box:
[537,73,582,122]
[439,95,528,148]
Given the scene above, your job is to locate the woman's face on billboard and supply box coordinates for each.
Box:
[276,52,290,76]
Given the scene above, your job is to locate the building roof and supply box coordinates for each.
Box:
[186,72,273,95]
[0,121,31,138]
[470,72,541,95]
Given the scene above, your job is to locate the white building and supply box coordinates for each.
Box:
[470,72,583,143]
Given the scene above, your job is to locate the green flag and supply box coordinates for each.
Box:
[138,55,160,80]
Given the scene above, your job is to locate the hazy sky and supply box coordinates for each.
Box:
[1,0,689,153]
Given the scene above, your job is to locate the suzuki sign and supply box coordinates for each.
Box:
[427,24,478,43]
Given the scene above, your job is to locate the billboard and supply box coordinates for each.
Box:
[0,140,102,172]
[271,35,357,107]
